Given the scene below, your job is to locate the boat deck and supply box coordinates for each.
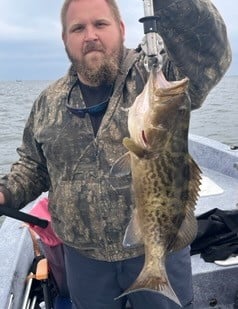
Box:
[189,135,238,308]
[192,167,238,308]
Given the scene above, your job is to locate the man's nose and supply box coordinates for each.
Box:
[84,26,98,41]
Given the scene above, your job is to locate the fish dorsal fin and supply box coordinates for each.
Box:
[123,208,143,248]
[110,152,131,177]
[171,155,202,251]
[123,137,147,158]
[171,208,198,251]
[188,155,202,202]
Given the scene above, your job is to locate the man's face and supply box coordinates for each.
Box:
[62,0,125,86]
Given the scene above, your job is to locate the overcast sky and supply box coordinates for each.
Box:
[0,0,237,80]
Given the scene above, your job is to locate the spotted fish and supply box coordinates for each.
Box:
[112,69,201,306]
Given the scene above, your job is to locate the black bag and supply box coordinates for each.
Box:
[191,208,238,262]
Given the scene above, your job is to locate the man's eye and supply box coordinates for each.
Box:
[96,22,108,28]
[72,25,84,32]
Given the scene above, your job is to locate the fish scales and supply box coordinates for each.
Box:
[131,152,191,246]
[112,69,201,306]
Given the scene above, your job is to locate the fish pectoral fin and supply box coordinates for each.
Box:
[110,152,131,177]
[171,208,198,252]
[123,137,147,158]
[123,208,143,248]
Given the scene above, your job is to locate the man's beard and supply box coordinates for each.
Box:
[65,41,124,86]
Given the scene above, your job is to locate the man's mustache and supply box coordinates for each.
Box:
[83,42,105,55]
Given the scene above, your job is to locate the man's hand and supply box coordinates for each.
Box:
[0,192,5,205]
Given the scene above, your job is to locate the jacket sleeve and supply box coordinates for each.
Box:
[153,0,232,109]
[0,99,50,209]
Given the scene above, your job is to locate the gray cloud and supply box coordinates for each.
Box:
[0,38,68,80]
[0,0,237,80]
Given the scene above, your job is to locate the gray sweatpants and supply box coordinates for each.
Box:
[63,245,194,309]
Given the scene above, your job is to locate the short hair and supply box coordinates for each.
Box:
[61,0,122,34]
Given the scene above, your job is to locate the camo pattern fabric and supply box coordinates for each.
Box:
[45,50,147,260]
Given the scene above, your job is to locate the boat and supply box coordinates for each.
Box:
[189,134,238,308]
[0,134,238,309]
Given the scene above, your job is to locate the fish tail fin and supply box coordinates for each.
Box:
[115,267,181,307]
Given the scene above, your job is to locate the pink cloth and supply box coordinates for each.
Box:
[29,197,62,247]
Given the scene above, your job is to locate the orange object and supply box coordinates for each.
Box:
[35,258,49,281]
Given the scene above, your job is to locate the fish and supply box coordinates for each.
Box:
[111,68,202,306]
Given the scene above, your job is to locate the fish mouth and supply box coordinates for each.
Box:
[153,68,189,92]
[127,68,190,150]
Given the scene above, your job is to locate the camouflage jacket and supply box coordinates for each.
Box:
[0,0,231,261]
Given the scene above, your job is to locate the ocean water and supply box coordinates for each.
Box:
[0,76,237,178]
[190,75,238,146]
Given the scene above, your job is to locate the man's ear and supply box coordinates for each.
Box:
[120,20,126,42]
